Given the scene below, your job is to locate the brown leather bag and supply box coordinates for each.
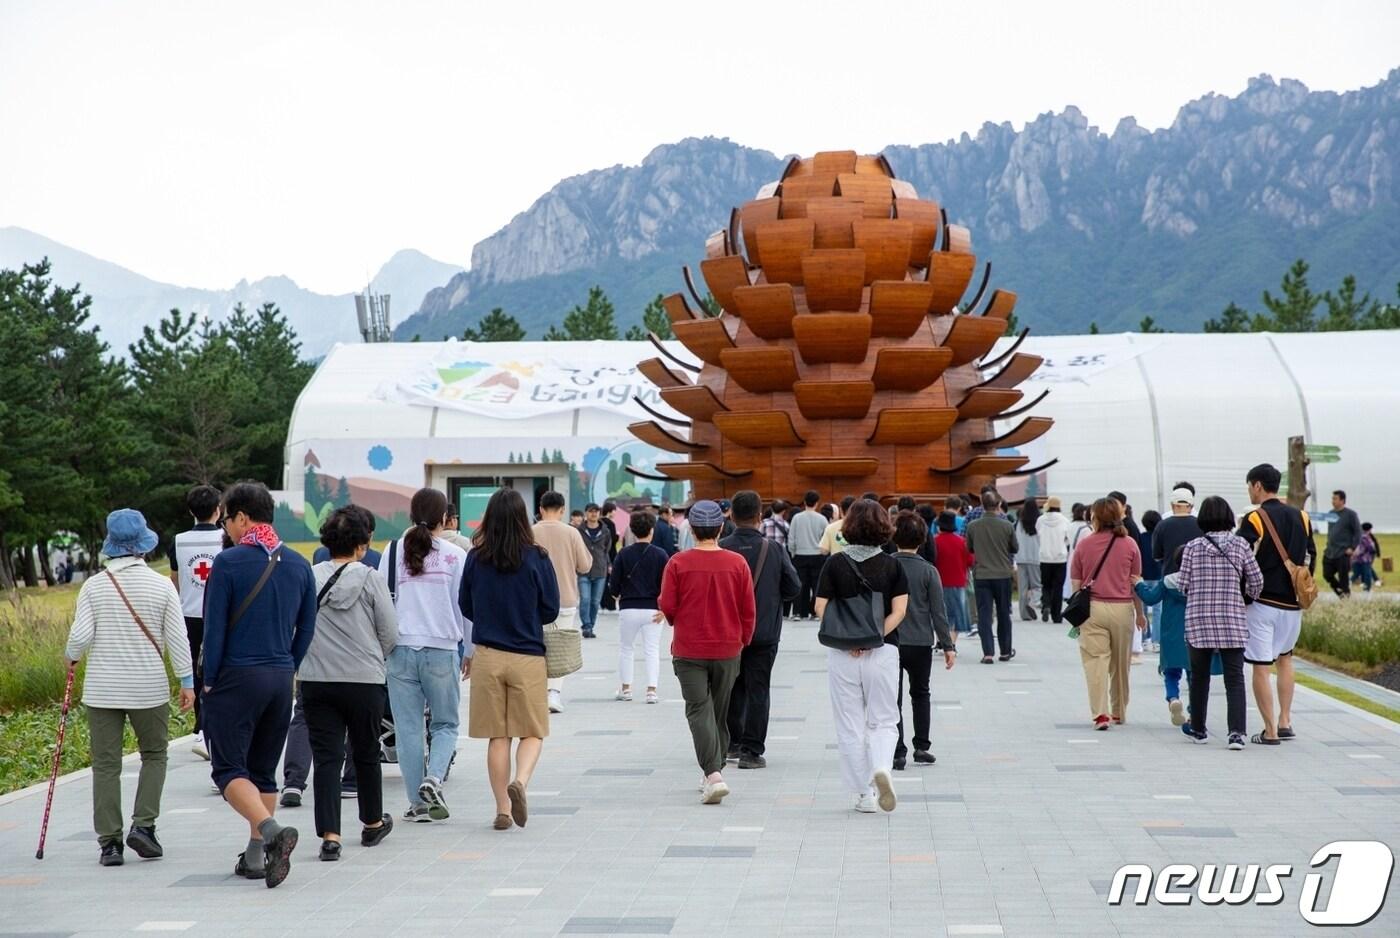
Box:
[104,569,164,658]
[1256,507,1319,610]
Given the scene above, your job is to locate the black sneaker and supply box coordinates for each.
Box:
[261,825,298,889]
[319,839,341,862]
[403,804,432,823]
[99,842,124,867]
[913,750,936,765]
[998,649,1017,662]
[279,787,302,808]
[361,813,394,847]
[737,753,766,770]
[234,851,265,879]
[892,757,907,771]
[125,826,162,859]
[725,748,740,763]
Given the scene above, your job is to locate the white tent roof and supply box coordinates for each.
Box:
[287,331,1400,529]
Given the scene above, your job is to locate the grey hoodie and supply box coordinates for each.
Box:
[300,561,398,684]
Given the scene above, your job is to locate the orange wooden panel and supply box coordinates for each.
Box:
[801,249,865,312]
[957,388,1024,419]
[812,150,858,175]
[982,353,1043,390]
[738,197,781,265]
[793,380,876,419]
[926,252,977,314]
[982,288,1018,320]
[792,313,872,364]
[719,347,800,393]
[662,293,698,326]
[713,411,805,448]
[628,421,706,454]
[752,219,815,285]
[732,284,797,339]
[937,455,1029,477]
[705,229,728,259]
[869,281,934,337]
[659,385,726,422]
[974,416,1053,449]
[638,357,691,390]
[671,318,734,367]
[852,219,914,284]
[894,199,940,267]
[780,174,839,218]
[890,179,918,199]
[656,461,752,481]
[943,315,1006,366]
[794,458,879,478]
[804,198,863,249]
[943,223,972,254]
[699,255,749,314]
[868,408,958,445]
[837,173,894,217]
[854,154,890,176]
[871,346,952,391]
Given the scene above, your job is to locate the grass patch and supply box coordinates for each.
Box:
[1312,532,1397,594]
[1294,671,1400,725]
[1297,599,1400,668]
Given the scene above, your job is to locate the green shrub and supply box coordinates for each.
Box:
[1298,601,1400,668]
[0,599,74,711]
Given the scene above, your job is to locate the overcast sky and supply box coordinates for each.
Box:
[2,0,1397,294]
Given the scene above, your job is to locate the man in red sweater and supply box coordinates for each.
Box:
[657,499,755,805]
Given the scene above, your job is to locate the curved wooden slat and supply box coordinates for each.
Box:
[637,357,691,390]
[719,347,800,393]
[871,346,952,391]
[793,380,876,419]
[962,262,992,314]
[662,293,698,326]
[624,464,675,482]
[634,396,690,427]
[980,288,1017,320]
[925,252,977,314]
[682,265,709,314]
[705,229,728,260]
[779,174,839,218]
[727,208,740,259]
[801,249,865,312]
[890,179,918,200]
[957,388,1024,420]
[804,198,864,249]
[732,284,797,339]
[780,156,802,180]
[943,315,1005,366]
[713,411,805,448]
[739,197,781,264]
[655,461,752,481]
[700,255,750,314]
[672,318,735,367]
[931,455,1029,477]
[894,199,940,267]
[791,313,872,364]
[659,385,727,422]
[979,353,1043,390]
[837,173,893,217]
[980,327,1029,370]
[813,150,858,175]
[628,421,706,454]
[992,388,1051,420]
[973,416,1053,449]
[868,408,958,445]
[852,219,913,284]
[752,219,816,285]
[875,154,895,177]
[869,281,934,338]
[793,458,880,478]
[943,223,972,254]
[1003,458,1060,478]
[649,333,699,373]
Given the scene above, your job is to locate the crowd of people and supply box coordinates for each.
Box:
[55,466,1367,885]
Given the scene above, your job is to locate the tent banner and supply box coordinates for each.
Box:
[983,335,1162,384]
[375,343,674,419]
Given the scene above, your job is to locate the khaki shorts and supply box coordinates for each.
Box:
[468,645,549,739]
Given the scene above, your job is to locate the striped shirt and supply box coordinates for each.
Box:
[64,557,194,709]
[1176,532,1264,649]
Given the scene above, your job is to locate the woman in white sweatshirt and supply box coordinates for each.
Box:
[1036,497,1072,623]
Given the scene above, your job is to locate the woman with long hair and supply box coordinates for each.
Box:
[1069,498,1145,730]
[1015,500,1041,621]
[459,488,560,830]
[380,487,470,822]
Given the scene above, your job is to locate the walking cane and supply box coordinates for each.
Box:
[35,661,76,860]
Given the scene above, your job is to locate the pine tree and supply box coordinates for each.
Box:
[543,286,620,341]
[1203,302,1252,333]
[700,293,722,317]
[1360,283,1400,329]
[462,307,526,342]
[1256,259,1320,332]
[1003,311,1020,336]
[1138,316,1165,333]
[624,294,673,340]
[1318,275,1376,331]
[1088,321,1100,335]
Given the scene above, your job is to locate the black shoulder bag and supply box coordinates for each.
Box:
[1064,537,1116,628]
[817,553,885,651]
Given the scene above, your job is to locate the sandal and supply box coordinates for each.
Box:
[1249,733,1281,746]
[1277,726,1296,740]
[507,780,528,828]
[493,813,513,831]
[233,851,266,880]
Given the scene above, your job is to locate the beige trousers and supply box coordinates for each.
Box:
[1078,600,1136,720]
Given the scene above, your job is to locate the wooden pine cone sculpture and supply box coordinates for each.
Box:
[628,149,1054,504]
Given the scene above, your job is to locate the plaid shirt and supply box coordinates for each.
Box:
[760,515,789,547]
[1176,532,1263,648]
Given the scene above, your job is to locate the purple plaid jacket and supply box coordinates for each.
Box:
[1176,532,1263,648]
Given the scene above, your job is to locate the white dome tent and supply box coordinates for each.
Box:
[280,331,1400,537]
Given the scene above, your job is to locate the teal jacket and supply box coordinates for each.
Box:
[1136,575,1222,676]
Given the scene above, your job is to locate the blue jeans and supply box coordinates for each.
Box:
[386,646,461,808]
[1163,667,1189,701]
[943,588,970,633]
[578,575,606,633]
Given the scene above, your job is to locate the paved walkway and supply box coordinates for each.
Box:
[2,611,1397,937]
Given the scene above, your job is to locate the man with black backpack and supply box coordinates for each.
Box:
[722,491,800,769]
[1238,464,1318,745]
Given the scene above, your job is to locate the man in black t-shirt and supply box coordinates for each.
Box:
[1152,483,1203,576]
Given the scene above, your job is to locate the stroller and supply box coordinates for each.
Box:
[377,695,457,781]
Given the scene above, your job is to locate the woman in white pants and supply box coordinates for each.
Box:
[815,500,910,814]
[607,511,670,704]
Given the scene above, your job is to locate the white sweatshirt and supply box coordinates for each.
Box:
[379,536,473,656]
[1037,511,1072,563]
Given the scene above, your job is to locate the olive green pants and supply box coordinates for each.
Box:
[87,704,169,844]
[673,656,740,776]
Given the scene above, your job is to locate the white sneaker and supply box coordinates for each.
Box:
[701,779,729,805]
[191,732,210,761]
[209,780,221,794]
[645,690,659,704]
[615,688,633,702]
[853,793,878,813]
[1168,698,1186,726]
[548,690,563,714]
[871,768,896,813]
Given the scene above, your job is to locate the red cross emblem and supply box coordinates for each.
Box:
[193,559,213,582]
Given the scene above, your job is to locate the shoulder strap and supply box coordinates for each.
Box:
[104,569,163,657]
[1255,506,1293,564]
[1205,534,1243,577]
[317,562,352,607]
[840,551,876,593]
[753,537,772,585]
[1085,535,1117,587]
[228,547,282,636]
[387,538,398,598]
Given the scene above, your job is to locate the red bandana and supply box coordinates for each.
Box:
[239,523,282,554]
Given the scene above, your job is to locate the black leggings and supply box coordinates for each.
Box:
[1187,645,1245,737]
[301,681,386,838]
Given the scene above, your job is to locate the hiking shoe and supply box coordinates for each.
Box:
[1278,726,1296,740]
[1229,733,1248,750]
[645,690,659,704]
[548,690,563,714]
[361,813,393,847]
[234,851,265,879]
[99,842,124,866]
[1249,733,1279,747]
[125,826,162,859]
[319,840,341,862]
[1168,699,1186,726]
[701,779,730,805]
[419,777,449,820]
[262,826,298,889]
[892,756,906,771]
[191,733,210,761]
[913,750,936,765]
[871,769,896,812]
[615,688,633,702]
[279,787,302,808]
[1094,715,1111,730]
[404,804,432,823]
[507,780,528,828]
[853,793,878,813]
[737,753,766,770]
[1181,723,1208,744]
